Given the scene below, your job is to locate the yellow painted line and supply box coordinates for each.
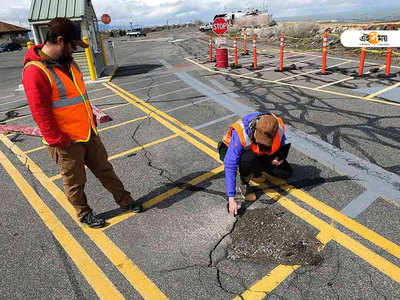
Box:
[263,187,400,284]
[25,145,46,154]
[50,134,179,181]
[107,82,219,149]
[103,165,225,230]
[0,134,169,299]
[263,174,400,260]
[25,116,150,154]
[2,114,32,123]
[366,81,400,99]
[184,57,400,107]
[274,61,349,82]
[234,265,299,300]
[0,144,124,299]
[0,97,26,106]
[100,116,149,132]
[108,134,178,161]
[144,165,223,208]
[103,83,220,161]
[316,76,354,90]
[87,86,108,93]
[103,103,130,111]
[89,94,114,103]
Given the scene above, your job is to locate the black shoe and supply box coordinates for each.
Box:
[121,201,143,213]
[80,212,106,228]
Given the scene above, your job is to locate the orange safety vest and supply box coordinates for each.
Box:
[23,60,97,143]
[222,114,285,156]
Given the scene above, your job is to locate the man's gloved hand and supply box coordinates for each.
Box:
[228,197,238,216]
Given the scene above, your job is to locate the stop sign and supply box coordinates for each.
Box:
[212,18,228,35]
[101,14,111,25]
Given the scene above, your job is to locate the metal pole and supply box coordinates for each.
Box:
[100,34,108,66]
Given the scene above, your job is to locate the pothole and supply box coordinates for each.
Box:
[227,206,323,266]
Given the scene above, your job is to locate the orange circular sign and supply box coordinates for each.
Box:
[101,14,111,25]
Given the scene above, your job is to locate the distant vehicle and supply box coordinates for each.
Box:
[199,23,212,31]
[0,42,22,52]
[126,28,146,37]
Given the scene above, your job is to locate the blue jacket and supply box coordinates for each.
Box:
[223,112,286,197]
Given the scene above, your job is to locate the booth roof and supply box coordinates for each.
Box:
[29,0,86,22]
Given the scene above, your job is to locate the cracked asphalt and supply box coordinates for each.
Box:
[0,28,400,299]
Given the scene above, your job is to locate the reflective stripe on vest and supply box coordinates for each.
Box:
[47,67,67,99]
[52,94,87,109]
[234,120,252,147]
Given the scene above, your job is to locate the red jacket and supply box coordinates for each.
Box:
[22,45,72,148]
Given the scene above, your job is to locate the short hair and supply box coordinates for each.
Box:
[45,18,76,44]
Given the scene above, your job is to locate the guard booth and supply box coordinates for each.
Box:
[28,0,109,81]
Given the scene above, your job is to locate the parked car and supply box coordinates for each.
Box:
[199,23,212,32]
[126,28,146,37]
[0,42,22,52]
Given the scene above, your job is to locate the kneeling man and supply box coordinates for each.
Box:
[219,112,293,216]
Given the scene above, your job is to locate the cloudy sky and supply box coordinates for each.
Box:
[1,0,399,28]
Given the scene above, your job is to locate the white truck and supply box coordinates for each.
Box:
[199,23,212,32]
[126,28,146,37]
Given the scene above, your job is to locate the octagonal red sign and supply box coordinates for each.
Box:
[101,14,111,25]
[212,18,228,35]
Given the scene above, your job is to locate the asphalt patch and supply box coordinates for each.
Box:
[227,206,323,266]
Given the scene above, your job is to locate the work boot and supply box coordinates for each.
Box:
[238,177,257,202]
[121,201,143,213]
[80,212,106,228]
[251,172,267,184]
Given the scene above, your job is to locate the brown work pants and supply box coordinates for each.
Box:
[47,133,132,220]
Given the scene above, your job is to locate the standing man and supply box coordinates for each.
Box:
[22,18,141,228]
[218,112,293,216]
